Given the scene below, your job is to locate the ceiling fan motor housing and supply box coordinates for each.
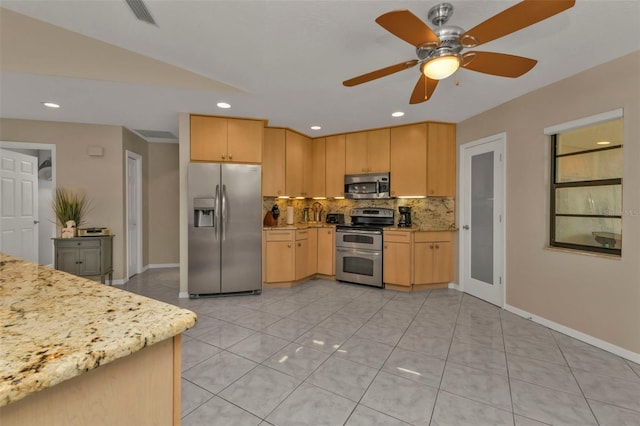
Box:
[417,25,464,61]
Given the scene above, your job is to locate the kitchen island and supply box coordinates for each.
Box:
[0,253,196,425]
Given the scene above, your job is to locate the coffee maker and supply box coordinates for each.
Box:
[398,206,412,228]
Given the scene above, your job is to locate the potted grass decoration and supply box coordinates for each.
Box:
[52,187,91,237]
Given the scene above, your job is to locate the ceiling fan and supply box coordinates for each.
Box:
[343,0,576,104]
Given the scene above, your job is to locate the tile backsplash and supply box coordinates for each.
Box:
[262,197,455,229]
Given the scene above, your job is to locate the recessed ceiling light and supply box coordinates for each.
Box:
[596,141,611,145]
[42,102,60,108]
[391,111,404,117]
[216,102,231,109]
[310,126,322,130]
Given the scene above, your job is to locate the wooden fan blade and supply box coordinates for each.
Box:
[462,51,537,78]
[409,74,439,104]
[461,0,575,47]
[376,10,439,47]
[343,59,418,87]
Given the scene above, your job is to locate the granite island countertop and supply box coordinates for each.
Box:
[0,253,196,407]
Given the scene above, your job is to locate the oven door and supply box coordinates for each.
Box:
[335,247,383,287]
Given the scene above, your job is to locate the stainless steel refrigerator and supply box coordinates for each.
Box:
[188,163,262,296]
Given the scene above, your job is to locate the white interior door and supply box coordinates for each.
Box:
[126,151,143,278]
[460,134,505,307]
[0,149,39,262]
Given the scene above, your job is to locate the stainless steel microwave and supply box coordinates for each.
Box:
[344,172,391,199]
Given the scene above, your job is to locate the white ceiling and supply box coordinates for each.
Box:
[1,1,639,141]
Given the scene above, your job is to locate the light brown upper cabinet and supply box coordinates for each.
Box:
[263,128,286,196]
[427,123,456,196]
[285,130,312,198]
[345,129,390,174]
[325,135,346,198]
[311,138,326,197]
[191,115,263,163]
[390,123,427,197]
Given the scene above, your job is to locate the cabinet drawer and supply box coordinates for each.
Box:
[55,239,101,249]
[295,230,308,240]
[265,230,294,242]
[414,232,452,243]
[384,231,411,243]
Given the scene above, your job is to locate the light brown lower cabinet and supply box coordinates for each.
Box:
[264,230,295,283]
[317,228,335,276]
[383,231,411,286]
[414,232,454,285]
[295,230,309,280]
[264,227,335,285]
[383,230,455,290]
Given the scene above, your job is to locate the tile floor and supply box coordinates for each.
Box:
[121,268,640,426]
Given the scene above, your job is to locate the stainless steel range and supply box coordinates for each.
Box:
[335,208,394,288]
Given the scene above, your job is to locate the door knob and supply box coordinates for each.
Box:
[463,225,470,230]
[33,220,40,224]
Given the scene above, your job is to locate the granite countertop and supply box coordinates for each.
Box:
[384,226,459,232]
[0,253,196,407]
[264,222,337,230]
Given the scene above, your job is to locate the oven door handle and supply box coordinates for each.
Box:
[336,229,381,235]
[336,247,382,256]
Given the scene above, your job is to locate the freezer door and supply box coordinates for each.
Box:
[220,164,262,293]
[188,163,222,294]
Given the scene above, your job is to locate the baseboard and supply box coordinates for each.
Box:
[448,282,460,291]
[505,304,640,364]
[147,263,179,269]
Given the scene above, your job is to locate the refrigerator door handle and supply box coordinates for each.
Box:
[214,184,220,241]
[221,184,228,241]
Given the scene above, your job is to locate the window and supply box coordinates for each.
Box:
[550,117,623,255]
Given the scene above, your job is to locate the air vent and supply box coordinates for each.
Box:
[134,129,176,139]
[125,0,156,26]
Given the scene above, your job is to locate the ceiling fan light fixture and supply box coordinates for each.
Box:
[422,53,460,80]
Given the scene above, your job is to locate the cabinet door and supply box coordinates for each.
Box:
[79,246,102,276]
[383,242,411,286]
[302,135,313,198]
[311,138,326,197]
[413,242,431,284]
[431,241,454,283]
[265,241,295,282]
[325,135,346,198]
[366,128,390,173]
[285,130,305,197]
[227,119,263,163]
[317,228,335,275]
[390,124,427,197]
[295,238,309,280]
[190,115,227,161]
[307,228,318,276]
[345,132,368,174]
[263,128,286,196]
[427,123,456,196]
[56,247,79,274]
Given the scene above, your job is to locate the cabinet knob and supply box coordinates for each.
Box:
[221,154,226,160]
[430,244,434,249]
[384,245,388,249]
[229,154,233,160]
[435,244,439,249]
[327,230,331,234]
[287,243,292,248]
[297,242,301,247]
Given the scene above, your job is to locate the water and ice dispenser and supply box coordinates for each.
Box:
[193,198,215,227]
